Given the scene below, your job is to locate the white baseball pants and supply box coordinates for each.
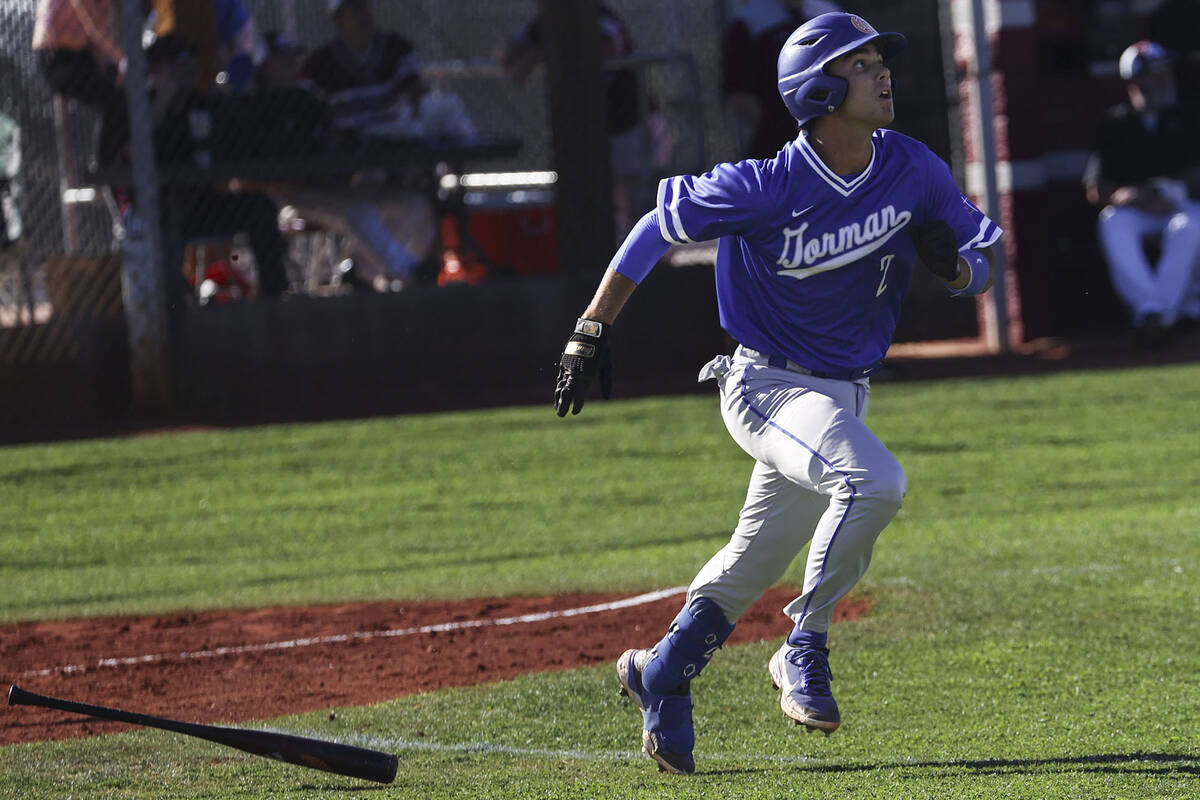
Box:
[1097,202,1200,324]
[689,347,906,633]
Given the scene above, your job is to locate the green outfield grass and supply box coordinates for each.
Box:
[2,363,1199,798]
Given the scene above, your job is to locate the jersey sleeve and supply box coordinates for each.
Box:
[923,152,1003,252]
[656,160,773,245]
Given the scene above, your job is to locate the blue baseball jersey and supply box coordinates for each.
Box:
[655,129,1002,372]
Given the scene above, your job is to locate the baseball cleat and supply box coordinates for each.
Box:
[768,643,840,734]
[616,649,649,711]
[616,648,695,774]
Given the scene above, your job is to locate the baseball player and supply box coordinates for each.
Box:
[554,12,1002,775]
[1083,40,1200,348]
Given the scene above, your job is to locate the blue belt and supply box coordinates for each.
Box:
[764,354,881,381]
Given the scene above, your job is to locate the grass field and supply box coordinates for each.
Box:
[2,363,1199,798]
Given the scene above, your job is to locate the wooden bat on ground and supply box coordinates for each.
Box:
[7,684,398,784]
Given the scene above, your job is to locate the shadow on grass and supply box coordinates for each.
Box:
[794,752,1199,778]
[297,784,387,792]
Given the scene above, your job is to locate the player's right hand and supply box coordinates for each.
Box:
[554,318,612,417]
[909,220,960,282]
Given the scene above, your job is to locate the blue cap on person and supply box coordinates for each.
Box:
[1119,40,1170,80]
[776,12,905,126]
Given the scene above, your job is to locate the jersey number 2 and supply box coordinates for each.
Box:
[876,254,895,297]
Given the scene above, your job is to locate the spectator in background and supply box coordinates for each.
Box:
[1147,0,1200,102]
[33,0,123,107]
[294,1,478,286]
[721,0,841,159]
[142,35,290,303]
[302,0,417,131]
[302,0,474,144]
[149,0,264,94]
[497,4,656,234]
[213,0,263,92]
[1084,40,1200,349]
[32,0,127,165]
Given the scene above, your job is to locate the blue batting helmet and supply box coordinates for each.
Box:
[1118,40,1170,80]
[777,12,905,126]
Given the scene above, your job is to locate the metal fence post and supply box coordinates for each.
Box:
[537,0,615,312]
[119,0,171,410]
[967,0,1009,352]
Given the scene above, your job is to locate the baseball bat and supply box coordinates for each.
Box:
[8,684,398,784]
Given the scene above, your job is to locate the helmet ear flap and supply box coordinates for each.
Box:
[804,75,848,116]
[784,74,848,123]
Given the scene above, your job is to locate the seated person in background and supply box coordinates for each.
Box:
[283,0,475,287]
[32,0,127,166]
[302,0,474,143]
[497,4,652,234]
[1083,40,1200,348]
[142,35,290,304]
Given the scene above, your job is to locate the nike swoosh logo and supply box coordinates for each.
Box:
[792,205,816,218]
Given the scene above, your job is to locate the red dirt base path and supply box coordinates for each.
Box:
[1,588,869,746]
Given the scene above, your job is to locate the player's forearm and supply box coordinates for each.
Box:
[582,268,638,324]
[581,208,671,323]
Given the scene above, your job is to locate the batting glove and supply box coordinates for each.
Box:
[909,220,960,282]
[554,318,612,417]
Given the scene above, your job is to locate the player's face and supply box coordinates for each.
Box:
[826,44,894,128]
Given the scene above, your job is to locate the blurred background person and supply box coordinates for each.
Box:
[257,27,432,288]
[290,0,478,287]
[1083,40,1200,349]
[32,0,126,166]
[302,0,472,143]
[497,3,653,234]
[149,0,264,94]
[721,0,841,159]
[141,35,290,304]
[212,0,263,92]
[32,0,123,107]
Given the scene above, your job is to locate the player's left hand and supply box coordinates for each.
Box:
[554,318,613,417]
[909,220,960,282]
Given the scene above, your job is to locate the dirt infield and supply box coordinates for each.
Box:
[1,588,868,746]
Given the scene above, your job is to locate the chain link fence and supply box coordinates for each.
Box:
[0,0,959,413]
[0,1,737,335]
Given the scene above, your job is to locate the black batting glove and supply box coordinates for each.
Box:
[554,318,612,417]
[909,220,961,282]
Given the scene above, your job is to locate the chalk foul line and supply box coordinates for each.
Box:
[19,586,688,679]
